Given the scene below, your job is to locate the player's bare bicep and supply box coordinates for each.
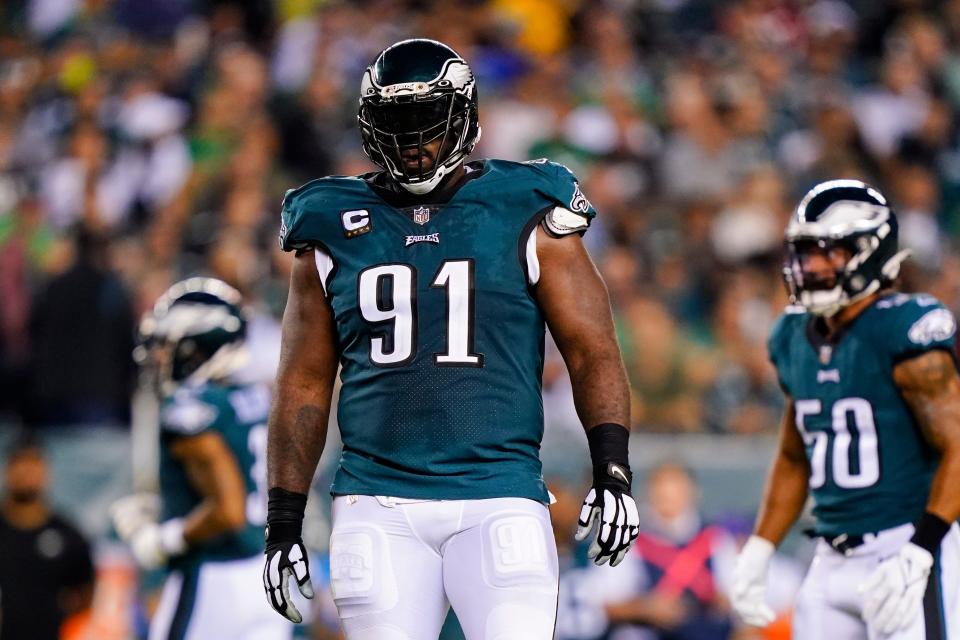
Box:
[532,227,628,427]
[280,251,339,380]
[778,399,808,466]
[269,250,338,491]
[893,349,960,394]
[533,227,614,343]
[894,349,960,451]
[286,251,332,331]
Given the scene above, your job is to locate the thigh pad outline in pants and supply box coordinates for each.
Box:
[446,504,559,640]
[329,499,449,640]
[330,524,399,620]
[481,513,556,592]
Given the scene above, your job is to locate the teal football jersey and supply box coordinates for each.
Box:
[279,159,596,502]
[768,293,957,536]
[159,380,271,567]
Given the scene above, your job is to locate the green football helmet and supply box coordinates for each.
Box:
[135,278,247,392]
[783,180,910,316]
[358,38,481,194]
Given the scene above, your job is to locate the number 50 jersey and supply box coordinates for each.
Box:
[768,293,958,536]
[279,159,596,503]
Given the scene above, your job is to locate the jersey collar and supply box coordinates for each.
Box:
[804,295,883,361]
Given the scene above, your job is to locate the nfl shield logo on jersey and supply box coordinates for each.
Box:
[413,206,431,225]
[819,345,832,365]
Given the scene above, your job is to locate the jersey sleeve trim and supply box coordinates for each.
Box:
[525,227,539,285]
[313,246,337,297]
[517,207,552,290]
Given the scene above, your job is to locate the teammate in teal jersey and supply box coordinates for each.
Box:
[731,180,960,639]
[262,39,640,639]
[111,278,292,640]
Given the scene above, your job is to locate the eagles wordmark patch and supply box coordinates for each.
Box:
[405,232,440,247]
[817,369,840,383]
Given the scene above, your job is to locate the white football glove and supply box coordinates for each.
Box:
[859,542,933,635]
[126,519,188,570]
[575,462,641,567]
[110,493,161,541]
[263,539,314,623]
[111,494,186,569]
[732,535,776,627]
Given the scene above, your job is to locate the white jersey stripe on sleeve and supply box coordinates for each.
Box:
[525,228,539,286]
[314,248,334,295]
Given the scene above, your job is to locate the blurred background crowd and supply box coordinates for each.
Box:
[6,0,960,435]
[0,0,958,638]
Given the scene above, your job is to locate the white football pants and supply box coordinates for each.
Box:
[329,495,559,640]
[150,554,293,640]
[793,522,960,640]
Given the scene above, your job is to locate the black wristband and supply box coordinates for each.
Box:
[586,423,631,468]
[266,487,307,544]
[911,511,951,555]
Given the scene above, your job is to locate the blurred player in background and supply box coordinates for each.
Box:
[0,439,94,640]
[732,180,960,639]
[263,38,640,639]
[111,278,292,640]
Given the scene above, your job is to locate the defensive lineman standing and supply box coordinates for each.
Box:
[732,180,960,639]
[262,39,640,639]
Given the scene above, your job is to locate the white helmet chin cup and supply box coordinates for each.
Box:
[399,160,455,194]
[800,276,883,317]
[800,286,847,317]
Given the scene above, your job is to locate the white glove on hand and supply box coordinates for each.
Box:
[263,539,314,623]
[732,535,776,627]
[575,462,641,567]
[859,542,933,635]
[110,493,185,570]
[110,493,161,541]
[127,519,188,570]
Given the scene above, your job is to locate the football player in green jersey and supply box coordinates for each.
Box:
[731,181,960,639]
[262,39,640,639]
[112,278,292,640]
